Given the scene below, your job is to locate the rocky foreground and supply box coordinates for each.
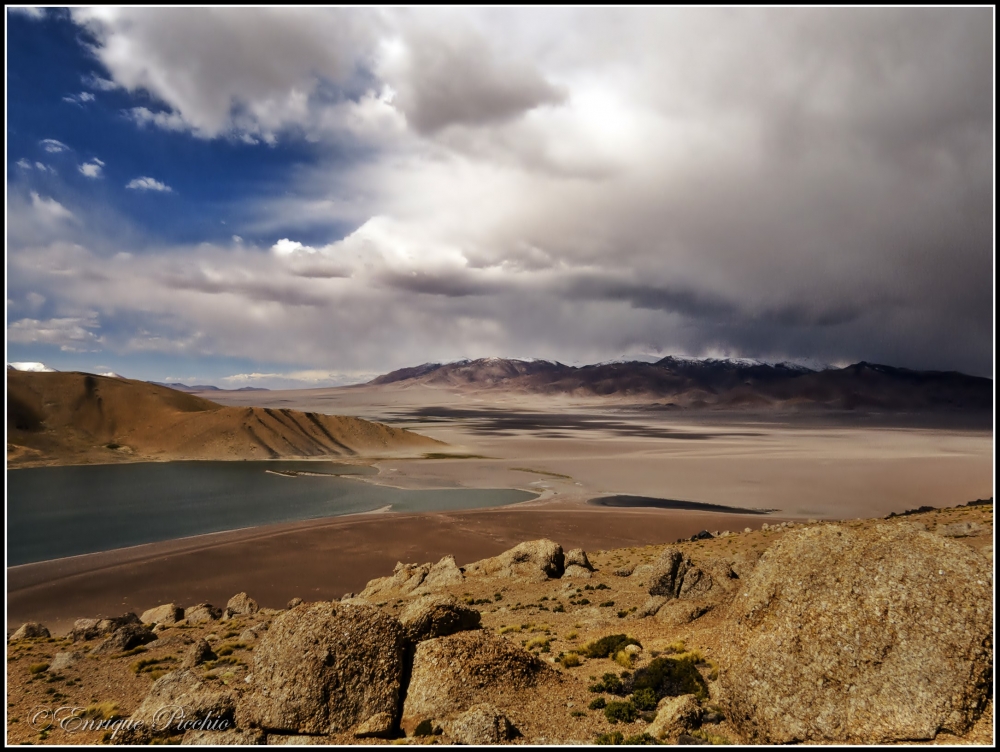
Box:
[6,502,993,745]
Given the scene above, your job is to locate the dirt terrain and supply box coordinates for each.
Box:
[6,501,992,746]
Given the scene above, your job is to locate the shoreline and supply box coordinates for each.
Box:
[7,500,796,634]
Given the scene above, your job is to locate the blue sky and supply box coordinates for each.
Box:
[6,7,994,386]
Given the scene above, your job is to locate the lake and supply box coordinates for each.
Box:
[6,461,537,566]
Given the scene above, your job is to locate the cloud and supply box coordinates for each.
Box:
[79,158,105,178]
[7,314,104,352]
[63,91,96,105]
[30,192,75,222]
[127,106,189,133]
[39,138,69,153]
[9,7,45,20]
[126,176,173,192]
[378,16,568,134]
[16,158,32,169]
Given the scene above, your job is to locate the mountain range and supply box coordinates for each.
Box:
[368,356,992,412]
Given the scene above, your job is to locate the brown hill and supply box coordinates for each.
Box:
[7,371,443,468]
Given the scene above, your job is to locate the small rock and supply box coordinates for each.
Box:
[744,527,752,533]
[49,652,80,671]
[183,639,217,668]
[225,592,259,618]
[185,604,222,624]
[677,733,710,745]
[564,549,593,570]
[140,603,184,626]
[647,694,702,740]
[239,623,268,642]
[632,596,668,619]
[562,564,593,579]
[70,613,140,642]
[90,624,156,655]
[612,565,635,577]
[286,597,303,609]
[9,622,50,642]
[341,593,354,601]
[353,712,394,738]
[446,703,517,744]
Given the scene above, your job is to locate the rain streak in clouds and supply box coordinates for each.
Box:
[6,8,994,385]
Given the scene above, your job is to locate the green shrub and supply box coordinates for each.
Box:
[588,696,607,710]
[624,732,658,745]
[583,634,641,659]
[413,719,434,737]
[631,655,708,702]
[631,687,658,711]
[604,700,637,724]
[595,731,624,745]
[595,583,610,591]
[588,672,624,694]
[570,710,587,717]
[599,600,615,608]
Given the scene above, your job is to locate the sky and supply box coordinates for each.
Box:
[5,7,994,388]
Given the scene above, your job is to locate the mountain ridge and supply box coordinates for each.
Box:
[366,357,991,411]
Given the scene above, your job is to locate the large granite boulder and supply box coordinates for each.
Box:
[236,602,408,736]
[402,630,555,730]
[646,695,702,741]
[358,562,431,600]
[721,523,993,743]
[463,540,565,581]
[399,594,481,642]
[413,555,466,593]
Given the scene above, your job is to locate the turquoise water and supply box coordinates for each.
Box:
[6,461,536,565]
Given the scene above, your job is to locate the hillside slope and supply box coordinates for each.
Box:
[7,371,443,467]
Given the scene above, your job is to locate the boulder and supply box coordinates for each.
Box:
[9,622,50,642]
[399,594,481,642]
[463,540,565,581]
[182,639,216,668]
[49,651,81,672]
[358,562,431,600]
[721,523,994,743]
[90,624,157,655]
[182,728,264,745]
[413,555,465,593]
[565,549,593,570]
[632,596,668,619]
[70,613,140,642]
[239,623,268,642]
[562,565,593,579]
[402,630,555,730]
[446,704,517,744]
[287,598,303,609]
[225,592,259,618]
[141,603,184,626]
[654,601,714,626]
[937,521,986,538]
[612,565,635,577]
[236,602,408,735]
[185,604,223,624]
[124,669,236,742]
[646,694,702,741]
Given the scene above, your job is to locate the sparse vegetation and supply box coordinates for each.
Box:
[583,634,641,658]
[589,696,607,710]
[558,652,582,668]
[630,655,709,702]
[604,699,638,724]
[595,731,625,745]
[588,672,624,695]
[28,663,49,675]
[82,702,120,720]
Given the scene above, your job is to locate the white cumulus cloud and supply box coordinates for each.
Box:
[126,176,173,192]
[79,158,105,178]
[39,138,69,153]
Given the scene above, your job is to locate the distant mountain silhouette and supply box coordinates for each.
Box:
[153,382,269,393]
[368,357,991,412]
